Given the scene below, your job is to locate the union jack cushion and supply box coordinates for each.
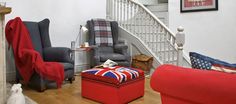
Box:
[190,52,236,73]
[82,66,144,85]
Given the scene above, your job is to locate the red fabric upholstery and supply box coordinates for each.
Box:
[81,67,145,103]
[5,17,64,88]
[82,78,144,104]
[150,64,236,104]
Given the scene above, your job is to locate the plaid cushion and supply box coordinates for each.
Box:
[189,52,236,72]
[92,19,113,46]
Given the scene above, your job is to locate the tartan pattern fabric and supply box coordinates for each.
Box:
[82,66,143,83]
[92,19,113,46]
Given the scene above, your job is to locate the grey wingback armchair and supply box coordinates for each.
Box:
[16,19,74,92]
[87,20,131,67]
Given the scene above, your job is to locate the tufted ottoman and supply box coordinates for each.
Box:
[81,66,145,104]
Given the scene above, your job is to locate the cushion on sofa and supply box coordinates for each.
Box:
[189,52,236,73]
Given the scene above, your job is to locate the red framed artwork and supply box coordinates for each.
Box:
[181,0,218,12]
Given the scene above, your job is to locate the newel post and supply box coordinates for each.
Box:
[0,5,11,104]
[176,26,185,66]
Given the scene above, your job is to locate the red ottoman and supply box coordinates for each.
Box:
[81,66,145,104]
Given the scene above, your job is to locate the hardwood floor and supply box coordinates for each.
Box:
[23,76,162,104]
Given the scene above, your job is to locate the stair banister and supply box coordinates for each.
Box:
[127,0,176,40]
[107,0,190,67]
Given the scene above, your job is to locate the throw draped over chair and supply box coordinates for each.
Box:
[15,19,74,92]
[87,19,131,67]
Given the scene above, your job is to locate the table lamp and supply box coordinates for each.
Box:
[75,25,88,48]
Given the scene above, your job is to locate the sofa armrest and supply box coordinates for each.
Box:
[150,64,236,104]
[43,47,72,63]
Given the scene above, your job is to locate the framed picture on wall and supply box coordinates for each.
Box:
[181,0,218,12]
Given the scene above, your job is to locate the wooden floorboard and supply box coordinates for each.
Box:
[23,76,161,104]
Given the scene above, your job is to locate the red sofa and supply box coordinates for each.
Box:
[150,64,236,104]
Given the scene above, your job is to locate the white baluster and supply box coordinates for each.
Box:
[123,0,125,27]
[119,0,122,25]
[176,26,185,66]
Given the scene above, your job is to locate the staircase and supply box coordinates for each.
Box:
[106,0,190,68]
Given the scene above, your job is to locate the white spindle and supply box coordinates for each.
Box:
[119,0,122,24]
[123,0,126,27]
[131,3,134,33]
[127,0,129,30]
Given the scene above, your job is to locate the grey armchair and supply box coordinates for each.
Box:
[87,20,131,67]
[16,19,74,92]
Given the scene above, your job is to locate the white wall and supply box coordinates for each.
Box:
[3,0,106,47]
[169,0,236,62]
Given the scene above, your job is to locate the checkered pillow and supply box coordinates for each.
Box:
[189,52,236,73]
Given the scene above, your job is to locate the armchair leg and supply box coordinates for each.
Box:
[68,77,75,84]
[38,88,46,92]
[38,85,46,92]
[16,78,20,83]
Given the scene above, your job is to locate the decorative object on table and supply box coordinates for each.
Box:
[181,0,218,12]
[7,84,25,104]
[84,42,89,47]
[87,19,131,67]
[189,52,236,73]
[132,54,153,72]
[81,66,144,104]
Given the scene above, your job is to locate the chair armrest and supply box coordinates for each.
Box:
[90,45,99,50]
[150,64,236,104]
[43,47,72,63]
[114,44,130,60]
[118,40,125,44]
[114,44,128,50]
[89,45,100,66]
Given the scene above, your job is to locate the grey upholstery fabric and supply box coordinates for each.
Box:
[43,47,71,62]
[38,19,51,48]
[100,53,128,61]
[23,22,44,57]
[60,62,74,71]
[97,47,114,53]
[15,19,74,92]
[87,20,131,67]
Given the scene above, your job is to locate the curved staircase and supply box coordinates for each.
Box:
[106,0,190,71]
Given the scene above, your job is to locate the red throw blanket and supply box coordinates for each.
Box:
[5,17,64,88]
